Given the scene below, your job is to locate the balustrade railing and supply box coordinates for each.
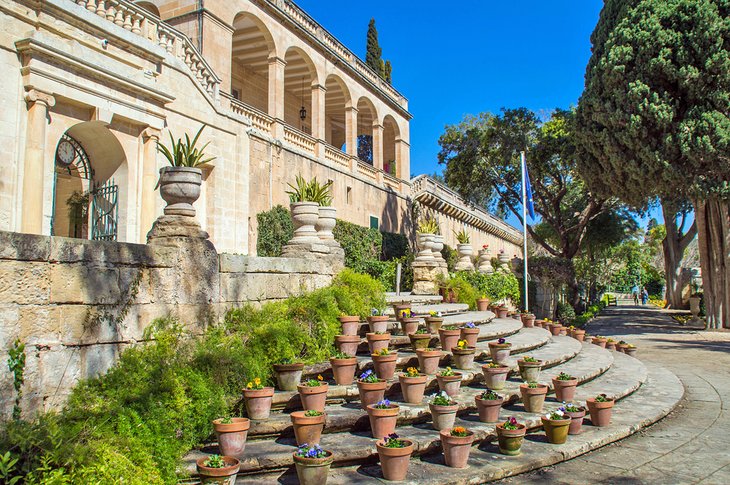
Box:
[324,144,350,168]
[284,126,316,153]
[225,95,273,133]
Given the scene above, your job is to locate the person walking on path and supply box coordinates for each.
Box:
[631,284,639,306]
[641,287,649,305]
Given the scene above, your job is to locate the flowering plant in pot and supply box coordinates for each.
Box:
[357,369,387,410]
[606,338,617,351]
[438,324,461,352]
[371,348,398,380]
[330,350,357,386]
[520,311,536,327]
[440,426,475,468]
[298,375,328,413]
[196,454,240,484]
[552,372,578,402]
[367,308,390,333]
[564,402,586,435]
[366,331,391,354]
[591,335,608,348]
[290,409,326,446]
[616,340,629,353]
[409,327,433,351]
[586,393,615,427]
[367,399,400,438]
[475,388,503,423]
[273,357,305,391]
[517,356,543,382]
[520,381,548,413]
[459,321,480,347]
[243,377,275,420]
[542,407,571,444]
[425,311,444,334]
[451,339,476,370]
[376,433,414,481]
[572,327,586,341]
[416,347,443,375]
[476,295,490,312]
[286,175,330,244]
[398,367,427,404]
[212,416,250,458]
[549,322,563,336]
[399,311,420,336]
[338,315,361,336]
[429,391,459,430]
[482,362,510,390]
[394,304,412,321]
[488,338,511,365]
[293,443,334,485]
[436,367,462,396]
[624,343,638,357]
[495,417,526,455]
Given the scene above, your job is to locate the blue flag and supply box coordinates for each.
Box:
[524,159,535,220]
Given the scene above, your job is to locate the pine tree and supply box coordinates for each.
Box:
[384,60,392,84]
[366,19,382,72]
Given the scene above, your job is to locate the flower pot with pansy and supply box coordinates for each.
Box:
[495,417,526,455]
[356,369,387,410]
[425,311,444,334]
[297,375,328,413]
[459,321,480,347]
[542,407,571,444]
[586,393,615,427]
[451,339,476,370]
[440,426,475,468]
[552,372,578,402]
[517,356,543,383]
[436,367,462,396]
[564,402,586,435]
[429,391,459,430]
[372,348,398,381]
[475,388,503,423]
[488,338,511,365]
[292,443,333,485]
[376,433,414,481]
[367,399,399,438]
[367,308,390,333]
[398,367,427,404]
[482,362,510,390]
[243,377,274,420]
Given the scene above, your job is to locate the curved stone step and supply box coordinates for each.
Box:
[386,293,443,305]
[349,310,497,343]
[386,303,470,317]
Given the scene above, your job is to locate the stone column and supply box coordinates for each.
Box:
[21,89,55,234]
[268,56,286,138]
[139,128,160,242]
[372,123,384,171]
[345,105,358,158]
[311,83,326,158]
[394,137,410,180]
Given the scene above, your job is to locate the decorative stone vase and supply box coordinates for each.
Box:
[376,439,414,481]
[290,410,326,446]
[429,402,459,430]
[440,429,475,468]
[521,313,536,327]
[416,232,436,260]
[476,298,490,312]
[409,333,433,351]
[398,373,427,404]
[592,337,607,348]
[520,383,548,413]
[498,252,511,265]
[367,316,390,333]
[432,234,446,264]
[565,407,586,435]
[334,335,360,356]
[438,327,461,352]
[495,423,526,456]
[158,166,202,216]
[482,365,510,390]
[315,205,337,243]
[212,418,250,458]
[366,403,399,438]
[517,359,543,383]
[586,397,615,427]
[460,326,480,347]
[330,356,357,386]
[293,449,333,485]
[338,316,361,336]
[425,317,444,334]
[366,333,390,354]
[197,455,240,485]
[455,243,475,271]
[451,347,476,370]
[372,352,398,381]
[243,387,275,420]
[289,201,320,244]
[400,318,420,336]
[416,348,443,375]
[357,380,387,410]
[436,373,462,396]
[297,383,328,413]
[475,394,504,423]
[273,363,304,391]
[477,249,493,273]
[488,342,512,365]
[496,307,509,319]
[552,376,578,402]
[542,415,571,444]
[572,329,586,342]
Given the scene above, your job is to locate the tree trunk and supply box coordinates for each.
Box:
[661,201,697,309]
[694,197,729,329]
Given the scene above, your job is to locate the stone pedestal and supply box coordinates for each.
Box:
[477,249,494,274]
[147,215,209,243]
[455,244,474,272]
[412,260,441,295]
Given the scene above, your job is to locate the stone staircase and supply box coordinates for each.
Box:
[183,295,683,483]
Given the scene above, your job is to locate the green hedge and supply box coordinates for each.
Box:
[256,205,293,257]
[456,271,521,303]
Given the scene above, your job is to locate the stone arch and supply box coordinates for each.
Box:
[356,96,378,164]
[324,74,351,150]
[382,114,400,177]
[230,12,277,113]
[284,46,318,134]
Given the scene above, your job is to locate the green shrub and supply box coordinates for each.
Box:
[448,275,480,310]
[441,244,459,272]
[333,219,382,268]
[256,205,293,257]
[556,302,576,325]
[457,271,520,303]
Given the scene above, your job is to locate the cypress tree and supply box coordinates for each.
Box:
[366,19,382,72]
[384,60,392,84]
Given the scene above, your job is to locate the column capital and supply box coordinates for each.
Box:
[268,55,287,67]
[311,83,327,92]
[345,105,359,114]
[24,89,55,108]
[142,127,161,142]
[372,122,384,130]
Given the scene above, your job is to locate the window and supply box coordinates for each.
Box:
[369,216,379,230]
[346,186,352,204]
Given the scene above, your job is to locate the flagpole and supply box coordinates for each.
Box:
[521,151,529,313]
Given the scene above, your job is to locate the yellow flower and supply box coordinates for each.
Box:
[457,339,468,349]
[254,377,261,385]
[246,382,253,389]
[317,375,323,381]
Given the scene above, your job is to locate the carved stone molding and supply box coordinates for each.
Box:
[24,88,55,108]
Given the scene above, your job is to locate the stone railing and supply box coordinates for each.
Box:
[225,94,273,133]
[356,161,378,180]
[71,0,220,98]
[284,126,316,153]
[324,144,350,169]
[383,173,401,191]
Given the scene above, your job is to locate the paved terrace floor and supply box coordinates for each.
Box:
[498,304,730,485]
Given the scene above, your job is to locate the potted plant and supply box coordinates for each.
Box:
[475,388,503,423]
[495,416,526,455]
[399,310,420,335]
[586,393,615,427]
[624,343,638,357]
[454,228,475,271]
[338,315,361,336]
[416,347,443,375]
[559,326,569,336]
[243,377,275,420]
[440,426,475,468]
[314,182,337,245]
[451,339,476,370]
[298,375,328,413]
[425,311,444,334]
[488,338,511,364]
[552,372,578,402]
[476,295,490,312]
[357,369,387,410]
[330,350,357,386]
[212,417,250,458]
[496,306,509,319]
[196,454,240,484]
[564,402,586,435]
[372,348,398,380]
[572,327,586,342]
[592,335,607,348]
[334,334,360,356]
[293,443,333,485]
[290,409,326,446]
[521,311,536,328]
[409,328,433,351]
[286,175,328,244]
[156,125,213,217]
[393,304,412,321]
[367,399,399,438]
[429,391,459,430]
[459,322,480,347]
[366,332,390,355]
[497,248,510,265]
[273,358,305,391]
[517,356,543,383]
[606,338,617,351]
[520,381,548,413]
[616,340,629,353]
[376,433,414,481]
[367,308,390,333]
[436,367,462,396]
[550,323,564,336]
[482,363,510,390]
[398,367,427,404]
[542,407,571,444]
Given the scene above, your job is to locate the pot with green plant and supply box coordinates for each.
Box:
[438,325,461,352]
[441,426,475,468]
[488,338,512,365]
[624,343,638,357]
[542,407,571,444]
[436,367,462,396]
[243,378,275,420]
[454,228,474,271]
[273,358,305,391]
[357,369,387,409]
[460,322,480,347]
[293,444,333,485]
[367,399,400,438]
[550,323,564,336]
[496,306,509,319]
[572,327,586,342]
[334,334,360,356]
[409,328,433,350]
[366,332,390,354]
[476,295,490,312]
[297,375,328,413]
[196,454,240,484]
[475,389,504,423]
[606,338,617,351]
[552,372,578,402]
[520,382,548,413]
[592,336,607,348]
[482,363,511,390]
[586,393,615,427]
[212,417,250,458]
[564,402,587,434]
[616,340,629,353]
[451,339,476,370]
[521,312,536,327]
[416,347,443,375]
[425,311,444,334]
[495,417,526,455]
[338,315,361,336]
[290,410,326,446]
[399,313,420,336]
[286,175,324,244]
[517,356,543,382]
[367,308,390,333]
[429,391,459,430]
[398,367,427,403]
[330,351,357,385]
[372,348,398,380]
[377,433,414,481]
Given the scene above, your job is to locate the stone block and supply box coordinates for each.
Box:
[219,253,324,274]
[0,261,51,304]
[18,305,61,345]
[49,264,121,304]
[58,304,92,343]
[0,304,20,349]
[0,231,51,261]
[49,236,176,267]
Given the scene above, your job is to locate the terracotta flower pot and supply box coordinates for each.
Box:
[624,347,638,357]
[488,342,511,365]
[559,327,568,336]
[520,384,548,413]
[572,329,586,342]
[552,377,578,402]
[542,416,571,444]
[243,387,275,420]
[451,347,476,370]
[339,315,361,336]
[400,318,420,336]
[425,317,444,334]
[438,328,461,352]
[460,326,480,347]
[366,403,399,438]
[398,374,427,404]
[436,373,462,397]
[565,407,586,434]
[357,380,387,410]
[495,423,526,455]
[482,365,510,390]
[409,333,433,351]
[290,410,326,446]
[376,439,414,481]
[429,402,459,430]
[521,313,536,327]
[372,352,398,381]
[475,395,504,423]
[197,455,240,484]
[293,450,333,485]
[517,360,543,383]
[592,337,607,348]
[586,397,615,427]
[335,335,360,356]
[297,383,328,412]
[416,348,443,375]
[606,341,617,351]
[330,357,357,386]
[393,303,411,320]
[496,307,509,319]
[366,333,390,354]
[212,418,250,458]
[367,315,390,334]
[440,429,475,468]
[616,343,628,353]
[550,324,563,336]
[476,298,490,312]
[273,363,304,391]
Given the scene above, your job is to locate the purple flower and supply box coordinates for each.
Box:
[464,322,476,328]
[360,369,372,379]
[509,417,517,425]
[498,338,506,344]
[388,433,399,440]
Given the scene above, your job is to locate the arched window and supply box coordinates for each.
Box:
[52,134,93,239]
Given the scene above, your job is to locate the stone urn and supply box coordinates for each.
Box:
[315,205,338,244]
[158,166,202,216]
[432,234,446,265]
[416,232,436,260]
[455,243,474,271]
[290,202,320,244]
[477,249,493,273]
[497,251,510,265]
